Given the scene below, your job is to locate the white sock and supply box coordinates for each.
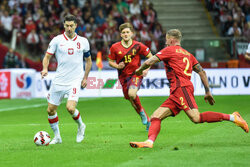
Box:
[72,109,84,127]
[48,113,60,137]
[229,114,235,122]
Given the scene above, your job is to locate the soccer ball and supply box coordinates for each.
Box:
[34,131,51,146]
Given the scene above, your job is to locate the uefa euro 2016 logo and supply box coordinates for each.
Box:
[16,73,32,89]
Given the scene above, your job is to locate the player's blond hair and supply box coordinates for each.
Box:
[119,23,134,32]
[167,29,182,41]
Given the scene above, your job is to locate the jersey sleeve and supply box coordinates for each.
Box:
[108,45,116,61]
[46,37,57,55]
[83,39,91,58]
[155,48,168,61]
[139,42,150,57]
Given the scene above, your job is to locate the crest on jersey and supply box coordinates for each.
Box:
[118,51,122,54]
[68,48,74,55]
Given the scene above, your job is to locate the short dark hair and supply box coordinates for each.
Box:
[64,14,77,23]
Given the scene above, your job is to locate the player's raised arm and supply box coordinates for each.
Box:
[41,53,53,79]
[135,55,160,76]
[193,63,215,105]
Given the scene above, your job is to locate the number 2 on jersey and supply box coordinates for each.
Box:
[124,55,131,63]
[183,57,192,76]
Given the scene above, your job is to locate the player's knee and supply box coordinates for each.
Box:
[128,92,136,100]
[190,116,200,124]
[47,107,56,116]
[66,105,75,114]
[150,113,162,120]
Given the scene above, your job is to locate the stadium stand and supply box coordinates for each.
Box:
[0,0,249,70]
[0,0,163,70]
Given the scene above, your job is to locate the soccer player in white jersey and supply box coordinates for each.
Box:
[41,14,92,144]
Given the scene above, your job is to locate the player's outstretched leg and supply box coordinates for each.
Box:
[72,109,86,142]
[198,110,249,133]
[232,112,249,133]
[48,112,62,144]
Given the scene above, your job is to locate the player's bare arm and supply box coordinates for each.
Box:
[142,52,153,77]
[193,63,215,105]
[41,53,53,79]
[82,56,92,88]
[135,55,159,76]
[108,59,125,70]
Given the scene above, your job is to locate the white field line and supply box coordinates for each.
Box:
[0,122,139,127]
[0,120,186,126]
[0,98,99,112]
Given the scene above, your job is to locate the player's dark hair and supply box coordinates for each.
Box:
[119,23,134,32]
[64,14,77,23]
[167,29,182,41]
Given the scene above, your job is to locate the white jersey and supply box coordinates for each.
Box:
[46,32,90,85]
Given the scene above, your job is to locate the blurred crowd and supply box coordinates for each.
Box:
[0,0,164,64]
[205,0,250,41]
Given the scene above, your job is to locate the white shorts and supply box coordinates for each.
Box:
[47,83,81,106]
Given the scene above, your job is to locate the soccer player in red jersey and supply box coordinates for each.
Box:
[108,23,153,130]
[130,29,249,148]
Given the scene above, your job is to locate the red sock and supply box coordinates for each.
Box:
[148,118,161,142]
[133,95,143,114]
[200,111,230,123]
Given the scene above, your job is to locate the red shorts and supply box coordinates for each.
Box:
[120,75,143,99]
[161,86,198,116]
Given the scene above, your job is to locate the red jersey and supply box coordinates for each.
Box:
[108,40,150,79]
[156,45,199,93]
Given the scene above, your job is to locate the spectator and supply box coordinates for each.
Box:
[243,22,250,41]
[3,48,20,68]
[12,10,22,30]
[95,9,106,26]
[130,0,141,15]
[132,14,143,30]
[0,10,13,42]
[25,18,36,37]
[227,21,242,37]
[116,0,129,15]
[26,29,40,55]
[0,0,162,67]
[153,23,163,39]
[140,24,151,45]
[219,7,233,36]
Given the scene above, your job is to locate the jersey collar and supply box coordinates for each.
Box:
[121,39,133,49]
[63,32,78,41]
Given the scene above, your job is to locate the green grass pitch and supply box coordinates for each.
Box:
[0,95,249,167]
